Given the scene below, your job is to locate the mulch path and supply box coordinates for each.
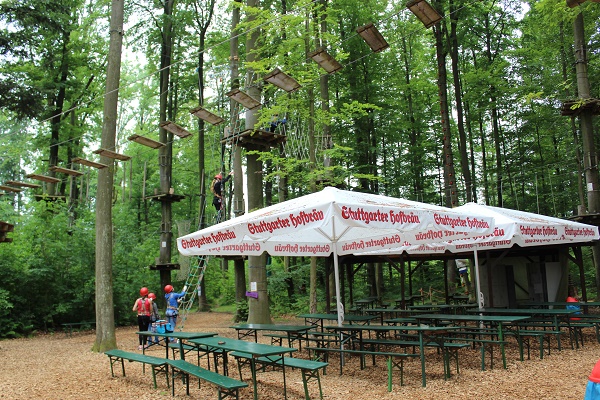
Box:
[0,311,597,399]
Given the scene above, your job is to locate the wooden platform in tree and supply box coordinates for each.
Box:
[149,263,180,271]
[144,192,186,203]
[0,221,14,243]
[561,98,600,116]
[221,128,286,148]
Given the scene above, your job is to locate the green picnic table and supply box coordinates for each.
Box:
[467,308,578,350]
[412,313,531,369]
[229,323,315,350]
[190,335,297,400]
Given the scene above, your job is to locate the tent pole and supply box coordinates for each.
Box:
[474,250,483,311]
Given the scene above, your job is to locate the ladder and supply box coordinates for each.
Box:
[176,209,223,331]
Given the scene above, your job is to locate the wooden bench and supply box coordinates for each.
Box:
[304,346,419,391]
[561,321,597,349]
[230,351,328,400]
[166,359,247,400]
[104,349,168,389]
[62,321,96,337]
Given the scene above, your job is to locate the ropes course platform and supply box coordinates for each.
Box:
[221,128,286,149]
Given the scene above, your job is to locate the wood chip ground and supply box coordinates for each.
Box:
[0,311,596,399]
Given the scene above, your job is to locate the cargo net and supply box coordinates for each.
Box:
[280,114,312,161]
[175,219,192,280]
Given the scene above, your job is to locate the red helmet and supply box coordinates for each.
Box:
[215,174,223,179]
[148,293,156,300]
[164,284,174,294]
[140,287,149,296]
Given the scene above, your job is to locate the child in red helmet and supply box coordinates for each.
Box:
[132,287,152,350]
[148,293,160,344]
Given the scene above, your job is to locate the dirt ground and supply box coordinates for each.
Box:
[0,311,598,399]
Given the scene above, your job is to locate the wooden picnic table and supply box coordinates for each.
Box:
[297,313,377,332]
[412,313,531,369]
[229,323,315,350]
[190,335,297,400]
[325,323,463,387]
[363,308,404,324]
[136,330,216,360]
[354,298,378,310]
[467,308,578,350]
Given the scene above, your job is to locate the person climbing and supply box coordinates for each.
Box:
[164,284,187,339]
[269,114,287,133]
[211,171,233,212]
[132,287,152,350]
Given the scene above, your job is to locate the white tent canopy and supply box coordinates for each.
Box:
[357,203,599,255]
[355,203,599,310]
[177,187,496,324]
[178,187,495,257]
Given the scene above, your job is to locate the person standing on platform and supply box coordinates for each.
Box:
[132,287,152,350]
[164,284,187,339]
[210,171,233,212]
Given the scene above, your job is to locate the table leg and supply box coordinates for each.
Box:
[498,324,507,369]
[251,358,258,400]
[419,332,426,387]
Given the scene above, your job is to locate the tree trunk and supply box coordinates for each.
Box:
[432,4,459,208]
[245,0,270,324]
[158,0,175,292]
[92,0,123,352]
[449,0,472,202]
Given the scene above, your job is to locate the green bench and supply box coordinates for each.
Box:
[168,342,213,370]
[230,351,328,399]
[304,346,419,392]
[561,321,597,348]
[62,321,96,337]
[166,359,247,400]
[104,349,168,389]
[361,338,469,378]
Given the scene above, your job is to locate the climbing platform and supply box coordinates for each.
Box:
[221,128,286,149]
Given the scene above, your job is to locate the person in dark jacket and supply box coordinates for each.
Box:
[211,171,233,211]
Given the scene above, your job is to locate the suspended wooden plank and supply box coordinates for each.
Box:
[128,134,165,149]
[308,48,343,74]
[93,148,132,161]
[72,157,108,169]
[226,88,261,110]
[0,185,23,193]
[49,166,84,177]
[4,180,41,189]
[190,106,225,125]
[263,68,301,92]
[26,173,61,183]
[159,121,192,138]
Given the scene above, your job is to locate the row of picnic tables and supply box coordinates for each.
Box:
[122,303,599,397]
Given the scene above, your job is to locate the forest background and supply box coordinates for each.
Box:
[0,0,599,339]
